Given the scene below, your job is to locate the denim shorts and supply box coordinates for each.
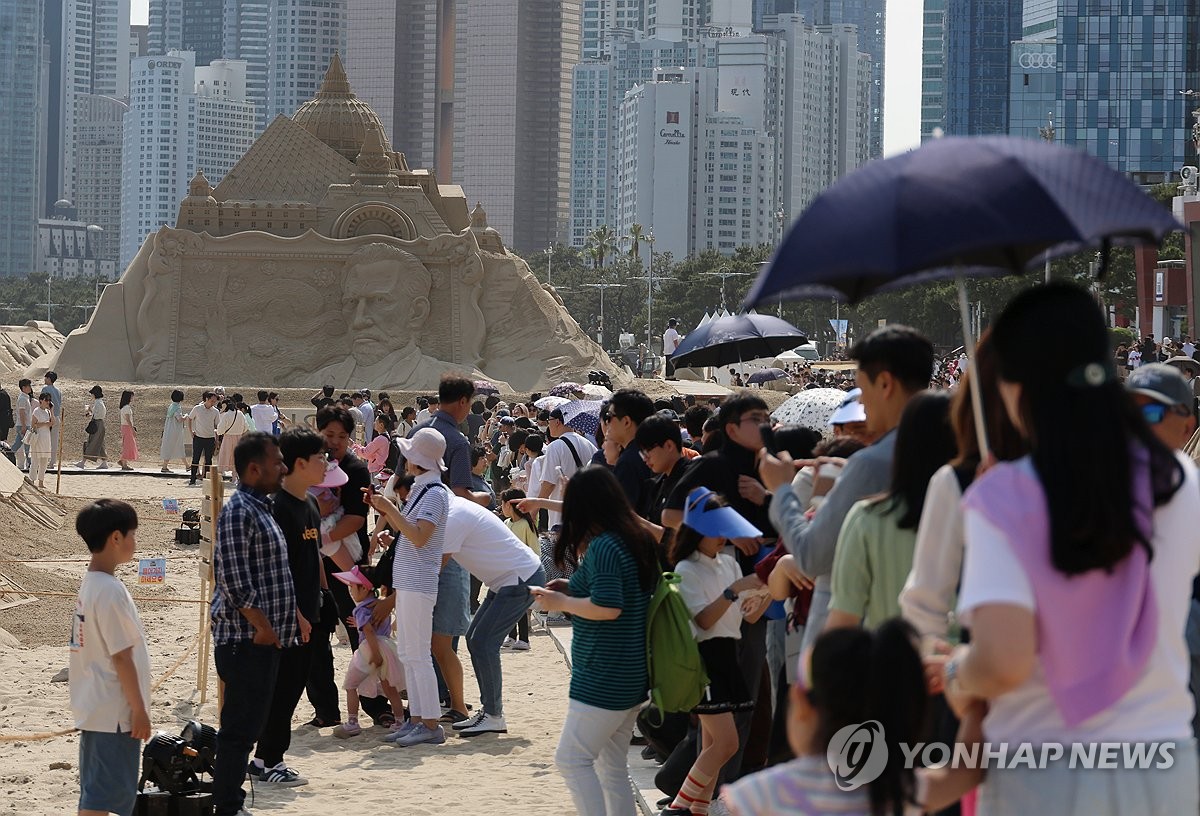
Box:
[432,559,471,636]
[79,728,140,816]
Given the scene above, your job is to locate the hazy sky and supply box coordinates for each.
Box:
[129,0,923,154]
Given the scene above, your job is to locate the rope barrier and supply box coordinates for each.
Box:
[0,632,205,742]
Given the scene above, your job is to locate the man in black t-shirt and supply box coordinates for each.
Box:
[605,388,656,513]
[251,427,325,785]
[310,384,336,411]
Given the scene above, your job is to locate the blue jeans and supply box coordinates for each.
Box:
[213,641,280,816]
[466,567,544,717]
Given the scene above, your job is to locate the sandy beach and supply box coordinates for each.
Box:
[0,474,575,815]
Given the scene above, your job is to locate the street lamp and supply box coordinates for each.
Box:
[704,266,749,313]
[584,282,626,350]
[544,244,554,288]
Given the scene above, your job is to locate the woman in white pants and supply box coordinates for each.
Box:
[531,465,659,816]
[367,427,451,747]
[29,393,55,488]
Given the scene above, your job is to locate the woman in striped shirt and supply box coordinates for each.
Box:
[531,465,659,816]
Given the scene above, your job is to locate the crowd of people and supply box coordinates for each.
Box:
[46,280,1200,816]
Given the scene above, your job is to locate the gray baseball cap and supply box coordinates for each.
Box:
[1127,363,1192,407]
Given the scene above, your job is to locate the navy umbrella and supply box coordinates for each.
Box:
[671,314,808,369]
[747,367,789,385]
[744,135,1182,456]
[745,136,1182,306]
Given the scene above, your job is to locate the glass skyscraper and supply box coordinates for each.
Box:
[0,0,46,276]
[1058,1,1200,182]
[921,0,1022,139]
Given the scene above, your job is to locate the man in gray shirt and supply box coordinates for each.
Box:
[759,325,933,651]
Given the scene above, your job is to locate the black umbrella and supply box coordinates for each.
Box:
[747,367,789,385]
[670,314,807,369]
[746,135,1181,306]
[743,136,1183,456]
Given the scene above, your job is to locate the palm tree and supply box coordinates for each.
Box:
[627,223,644,266]
[586,225,615,271]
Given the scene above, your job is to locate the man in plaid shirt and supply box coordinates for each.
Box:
[210,432,299,816]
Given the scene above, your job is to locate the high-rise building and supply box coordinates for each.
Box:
[345,0,443,172]
[223,0,269,132]
[1057,2,1199,183]
[919,0,946,139]
[611,34,784,259]
[795,0,884,158]
[0,0,47,277]
[74,94,127,267]
[148,0,225,63]
[648,0,707,41]
[920,0,1021,139]
[581,0,645,60]
[61,0,133,205]
[451,0,581,252]
[130,23,149,60]
[768,14,870,217]
[121,52,255,265]
[1021,0,1054,40]
[1007,38,1055,144]
[753,0,797,31]
[36,216,118,278]
[266,0,346,123]
[615,70,699,258]
[570,35,706,247]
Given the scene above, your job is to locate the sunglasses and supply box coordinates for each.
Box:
[1142,402,1192,424]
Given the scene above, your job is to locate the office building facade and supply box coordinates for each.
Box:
[768,14,870,216]
[148,0,225,63]
[1057,3,1199,182]
[345,0,443,172]
[121,52,255,266]
[795,0,884,157]
[265,0,346,122]
[921,0,1021,139]
[61,0,133,205]
[74,94,127,268]
[451,0,581,252]
[0,0,47,277]
[570,35,706,247]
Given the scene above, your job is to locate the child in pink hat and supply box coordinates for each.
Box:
[330,566,406,739]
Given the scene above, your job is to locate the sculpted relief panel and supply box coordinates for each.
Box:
[44,226,620,392]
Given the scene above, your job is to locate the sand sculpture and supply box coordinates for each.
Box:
[0,322,64,377]
[38,55,624,392]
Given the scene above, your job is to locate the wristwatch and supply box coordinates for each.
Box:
[723,587,739,603]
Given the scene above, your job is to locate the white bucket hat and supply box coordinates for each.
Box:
[398,427,447,472]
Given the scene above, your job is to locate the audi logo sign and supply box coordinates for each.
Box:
[1018,53,1056,69]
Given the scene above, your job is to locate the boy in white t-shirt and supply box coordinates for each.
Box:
[69,499,152,816]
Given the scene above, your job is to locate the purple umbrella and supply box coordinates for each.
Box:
[747,368,789,385]
[549,382,582,398]
[473,380,499,396]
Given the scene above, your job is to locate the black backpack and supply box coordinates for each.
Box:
[384,434,402,473]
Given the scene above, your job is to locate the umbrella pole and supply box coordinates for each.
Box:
[957,276,991,461]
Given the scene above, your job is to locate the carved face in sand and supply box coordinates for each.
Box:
[340,244,432,366]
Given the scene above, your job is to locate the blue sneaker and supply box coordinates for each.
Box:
[382,719,421,743]
[396,723,446,747]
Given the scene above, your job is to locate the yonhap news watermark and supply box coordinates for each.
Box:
[827,720,1180,791]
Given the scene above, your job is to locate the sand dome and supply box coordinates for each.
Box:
[292,53,393,163]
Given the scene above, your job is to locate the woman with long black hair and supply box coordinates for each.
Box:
[531,465,659,816]
[940,283,1200,813]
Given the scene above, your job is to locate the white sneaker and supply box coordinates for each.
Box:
[452,710,487,731]
[457,713,507,737]
[510,640,530,651]
[501,636,514,648]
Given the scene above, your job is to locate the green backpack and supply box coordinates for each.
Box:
[644,572,709,726]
